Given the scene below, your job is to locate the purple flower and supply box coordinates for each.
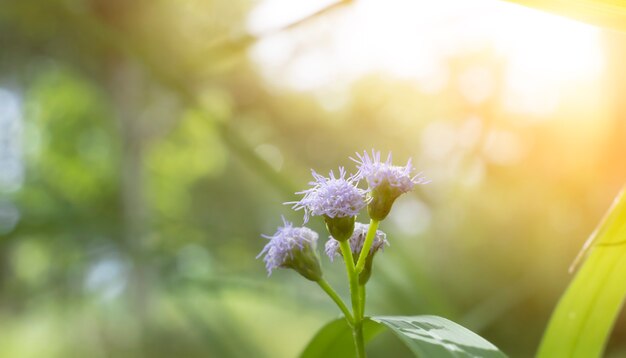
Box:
[325,222,389,262]
[288,167,367,223]
[352,150,429,220]
[353,150,429,194]
[257,218,322,281]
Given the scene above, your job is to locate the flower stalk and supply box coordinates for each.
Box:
[317,278,354,325]
[355,219,380,274]
[340,240,365,358]
[258,150,428,358]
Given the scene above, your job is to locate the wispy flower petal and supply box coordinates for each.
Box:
[287,167,367,223]
[352,150,429,194]
[352,150,429,220]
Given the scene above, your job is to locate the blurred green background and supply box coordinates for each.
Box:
[1,0,626,357]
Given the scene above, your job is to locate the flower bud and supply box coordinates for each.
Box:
[358,254,376,285]
[324,214,355,242]
[285,243,323,281]
[367,182,403,221]
[325,222,388,284]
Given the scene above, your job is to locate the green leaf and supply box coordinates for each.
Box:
[300,318,385,358]
[501,0,626,33]
[371,315,507,358]
[538,187,626,358]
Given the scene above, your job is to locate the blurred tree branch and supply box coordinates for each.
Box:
[199,0,354,65]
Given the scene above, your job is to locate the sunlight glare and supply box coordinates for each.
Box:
[249,0,604,115]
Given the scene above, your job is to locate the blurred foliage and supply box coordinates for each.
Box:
[1,0,626,357]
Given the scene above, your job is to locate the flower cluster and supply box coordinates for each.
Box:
[257,150,427,281]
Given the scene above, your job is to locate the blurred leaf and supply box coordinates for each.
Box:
[372,315,507,358]
[503,0,626,33]
[538,187,626,358]
[300,318,385,358]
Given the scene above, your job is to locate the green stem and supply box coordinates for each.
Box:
[339,241,359,317]
[317,278,354,325]
[359,284,366,319]
[355,219,380,274]
[353,321,365,358]
[340,241,366,358]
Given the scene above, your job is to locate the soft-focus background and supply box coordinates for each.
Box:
[1,0,626,357]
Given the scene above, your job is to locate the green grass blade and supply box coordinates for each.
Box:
[372,315,507,357]
[501,0,626,33]
[300,318,385,358]
[538,187,626,358]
